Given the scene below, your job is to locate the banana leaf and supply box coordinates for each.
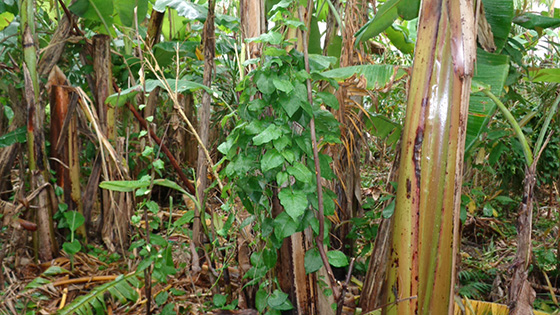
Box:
[464,49,509,154]
[481,0,514,53]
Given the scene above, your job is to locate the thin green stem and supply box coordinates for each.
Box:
[534,89,560,156]
[481,88,533,166]
[300,0,340,301]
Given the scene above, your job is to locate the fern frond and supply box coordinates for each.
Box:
[58,272,142,315]
[458,268,490,282]
[458,281,492,299]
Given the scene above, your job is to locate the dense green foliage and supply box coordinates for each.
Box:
[1,0,560,314]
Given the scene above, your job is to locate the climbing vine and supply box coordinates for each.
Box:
[219,13,344,312]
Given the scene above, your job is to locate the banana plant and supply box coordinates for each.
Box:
[472,81,560,315]
[382,0,477,313]
[21,0,58,261]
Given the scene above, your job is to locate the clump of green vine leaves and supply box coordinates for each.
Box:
[218,22,345,315]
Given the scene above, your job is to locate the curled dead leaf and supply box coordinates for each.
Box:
[17,218,38,231]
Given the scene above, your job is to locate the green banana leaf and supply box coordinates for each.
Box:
[321,57,507,156]
[326,35,342,68]
[464,49,510,153]
[526,68,560,83]
[514,13,560,30]
[481,0,514,54]
[355,0,513,53]
[396,0,420,20]
[321,64,407,90]
[154,0,238,36]
[385,25,414,54]
[355,0,399,44]
[309,16,323,54]
[69,0,114,26]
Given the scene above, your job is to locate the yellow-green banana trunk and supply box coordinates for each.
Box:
[383,0,477,314]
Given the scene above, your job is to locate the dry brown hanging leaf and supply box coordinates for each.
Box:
[477,2,497,53]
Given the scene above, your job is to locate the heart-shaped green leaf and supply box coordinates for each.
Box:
[278,189,308,220]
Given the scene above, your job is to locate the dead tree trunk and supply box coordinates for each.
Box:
[508,164,537,314]
[47,66,86,240]
[193,0,216,265]
[93,34,132,253]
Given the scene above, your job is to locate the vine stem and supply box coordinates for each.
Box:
[299,1,340,301]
